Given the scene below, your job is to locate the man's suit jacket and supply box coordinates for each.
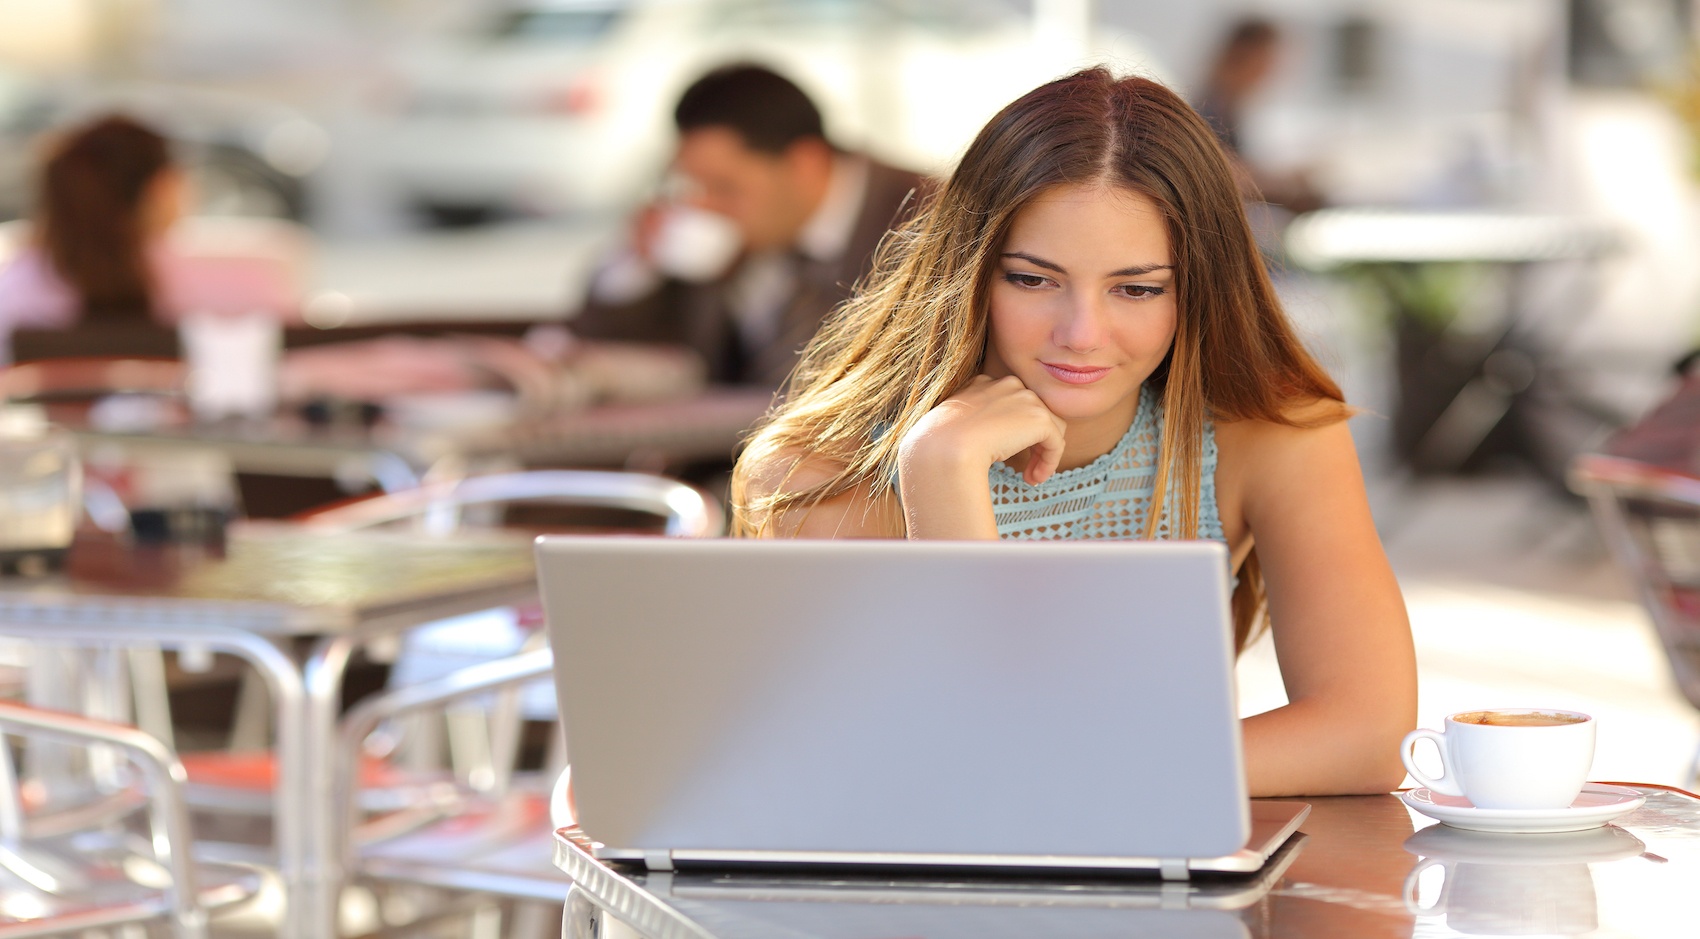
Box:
[569,158,927,388]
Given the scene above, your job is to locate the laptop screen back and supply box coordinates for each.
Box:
[538,537,1249,862]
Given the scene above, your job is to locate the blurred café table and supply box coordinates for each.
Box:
[1285,208,1622,477]
[553,784,1700,939]
[0,522,536,939]
[57,386,774,504]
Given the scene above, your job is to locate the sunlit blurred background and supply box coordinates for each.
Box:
[3,0,1699,784]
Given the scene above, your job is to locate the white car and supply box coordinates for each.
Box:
[373,0,1166,221]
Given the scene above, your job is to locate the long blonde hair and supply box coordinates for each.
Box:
[732,68,1346,648]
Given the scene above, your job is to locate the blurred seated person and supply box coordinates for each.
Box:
[569,64,928,388]
[0,114,299,363]
[1196,17,1324,215]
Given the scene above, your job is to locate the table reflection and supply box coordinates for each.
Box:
[553,788,1700,939]
[1403,825,1643,935]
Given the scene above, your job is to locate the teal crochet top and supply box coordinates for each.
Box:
[990,383,1224,543]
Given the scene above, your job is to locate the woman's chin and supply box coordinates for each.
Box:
[1034,386,1134,424]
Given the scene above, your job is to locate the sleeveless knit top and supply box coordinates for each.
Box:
[990,384,1225,543]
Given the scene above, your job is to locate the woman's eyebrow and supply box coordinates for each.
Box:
[1109,262,1174,277]
[1001,252,1173,278]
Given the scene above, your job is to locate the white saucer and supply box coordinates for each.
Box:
[1399,783,1646,834]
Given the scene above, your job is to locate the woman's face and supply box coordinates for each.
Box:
[983,183,1178,434]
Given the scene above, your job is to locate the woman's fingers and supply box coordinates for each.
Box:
[1022,411,1069,486]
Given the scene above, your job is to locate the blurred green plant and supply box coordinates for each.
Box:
[1341,261,1491,333]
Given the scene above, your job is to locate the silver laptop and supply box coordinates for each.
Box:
[536,537,1307,880]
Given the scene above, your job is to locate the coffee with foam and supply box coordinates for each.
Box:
[1454,710,1588,728]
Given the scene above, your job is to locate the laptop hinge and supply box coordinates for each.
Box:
[1159,858,1189,881]
[643,850,675,872]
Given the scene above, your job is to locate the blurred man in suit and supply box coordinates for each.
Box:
[571,64,927,387]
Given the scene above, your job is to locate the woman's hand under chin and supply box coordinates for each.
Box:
[894,375,1067,539]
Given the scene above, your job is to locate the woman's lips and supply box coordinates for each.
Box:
[1041,362,1112,385]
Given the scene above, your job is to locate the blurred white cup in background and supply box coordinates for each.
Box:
[180,312,282,421]
[651,205,741,283]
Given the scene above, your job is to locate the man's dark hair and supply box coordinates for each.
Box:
[673,64,826,155]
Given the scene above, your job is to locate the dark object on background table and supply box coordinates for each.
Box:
[130,505,231,547]
[0,546,67,577]
[299,396,383,429]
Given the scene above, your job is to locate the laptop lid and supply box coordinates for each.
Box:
[538,537,1250,869]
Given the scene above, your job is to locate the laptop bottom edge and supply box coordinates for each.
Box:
[594,801,1311,881]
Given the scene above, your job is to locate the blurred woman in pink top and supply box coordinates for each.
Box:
[0,115,298,361]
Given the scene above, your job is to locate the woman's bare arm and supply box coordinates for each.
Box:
[1218,416,1417,796]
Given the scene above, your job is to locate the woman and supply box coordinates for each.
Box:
[0,115,297,360]
[733,68,1415,797]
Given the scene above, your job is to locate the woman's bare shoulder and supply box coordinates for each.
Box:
[1215,397,1351,451]
[741,447,849,498]
[740,449,898,539]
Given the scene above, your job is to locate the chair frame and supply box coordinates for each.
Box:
[1574,453,1700,783]
[0,701,204,939]
[298,469,724,538]
[333,648,557,877]
[0,358,185,402]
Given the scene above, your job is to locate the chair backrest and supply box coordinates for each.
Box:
[0,357,185,403]
[1575,454,1700,712]
[298,469,724,538]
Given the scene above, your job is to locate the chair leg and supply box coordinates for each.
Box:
[228,667,272,751]
[470,901,503,939]
[127,645,175,753]
[25,647,82,800]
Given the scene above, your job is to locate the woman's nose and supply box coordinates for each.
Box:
[1053,294,1107,351]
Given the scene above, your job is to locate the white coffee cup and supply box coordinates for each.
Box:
[1400,709,1595,810]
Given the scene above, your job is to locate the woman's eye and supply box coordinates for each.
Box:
[1116,284,1166,300]
[1003,272,1049,289]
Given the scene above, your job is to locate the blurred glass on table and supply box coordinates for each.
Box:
[0,404,81,575]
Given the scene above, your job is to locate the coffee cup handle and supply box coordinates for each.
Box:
[1403,856,1449,915]
[1401,728,1465,797]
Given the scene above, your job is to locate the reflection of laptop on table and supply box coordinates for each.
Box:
[536,538,1308,881]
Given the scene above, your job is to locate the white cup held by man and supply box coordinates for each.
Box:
[650,204,741,283]
[1400,709,1595,810]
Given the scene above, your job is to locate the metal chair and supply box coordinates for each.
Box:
[188,471,717,934]
[332,648,566,937]
[307,471,716,936]
[0,701,262,938]
[1573,452,1700,785]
